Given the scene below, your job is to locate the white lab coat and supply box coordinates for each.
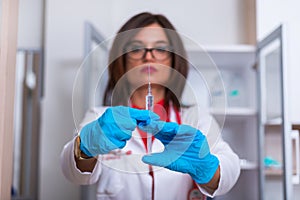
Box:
[60,106,240,200]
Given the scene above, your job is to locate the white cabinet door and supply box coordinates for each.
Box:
[257,25,293,200]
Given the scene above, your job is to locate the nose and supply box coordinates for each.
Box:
[143,50,155,61]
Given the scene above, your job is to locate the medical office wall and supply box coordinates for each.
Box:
[40,0,255,200]
[256,0,300,124]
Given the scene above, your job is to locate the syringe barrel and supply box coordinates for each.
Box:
[146,94,154,111]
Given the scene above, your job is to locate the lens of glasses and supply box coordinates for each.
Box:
[126,47,172,61]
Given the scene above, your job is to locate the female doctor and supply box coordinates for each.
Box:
[60,12,240,200]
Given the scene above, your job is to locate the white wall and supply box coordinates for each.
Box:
[108,0,250,45]
[17,0,44,48]
[41,1,111,199]
[41,0,253,199]
[256,0,300,123]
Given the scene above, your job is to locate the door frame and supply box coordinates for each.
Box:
[0,0,20,199]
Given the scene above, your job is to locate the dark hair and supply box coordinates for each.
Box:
[103,12,188,110]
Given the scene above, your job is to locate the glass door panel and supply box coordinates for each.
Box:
[257,25,292,200]
[264,40,282,122]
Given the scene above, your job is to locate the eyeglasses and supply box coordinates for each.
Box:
[125,46,172,61]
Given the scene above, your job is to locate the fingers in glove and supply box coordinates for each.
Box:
[103,107,137,130]
[128,107,160,124]
[105,106,160,129]
[139,121,179,142]
[142,152,173,167]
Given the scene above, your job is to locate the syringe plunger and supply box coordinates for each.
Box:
[146,82,154,111]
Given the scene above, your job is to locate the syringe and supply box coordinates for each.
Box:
[145,65,154,153]
[146,81,154,111]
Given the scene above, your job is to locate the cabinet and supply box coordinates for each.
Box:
[185,44,259,200]
[186,25,299,200]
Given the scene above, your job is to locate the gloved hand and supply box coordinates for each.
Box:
[79,106,159,157]
[139,121,219,184]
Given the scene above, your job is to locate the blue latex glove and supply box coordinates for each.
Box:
[79,106,159,157]
[139,121,219,184]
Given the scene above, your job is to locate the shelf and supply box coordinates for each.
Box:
[264,117,282,126]
[210,107,257,118]
[186,44,256,69]
[265,168,298,177]
[265,169,299,184]
[210,108,257,123]
[265,168,283,176]
[240,159,258,170]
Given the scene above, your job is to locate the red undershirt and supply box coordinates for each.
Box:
[131,99,181,152]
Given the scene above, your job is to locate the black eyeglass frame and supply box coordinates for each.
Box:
[124,46,173,61]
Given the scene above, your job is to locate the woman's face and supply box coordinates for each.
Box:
[125,23,172,89]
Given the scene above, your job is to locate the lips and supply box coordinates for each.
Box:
[141,66,157,74]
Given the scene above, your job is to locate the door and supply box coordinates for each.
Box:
[257,25,293,199]
[76,21,108,200]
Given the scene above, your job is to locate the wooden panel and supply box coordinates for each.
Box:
[0,0,19,199]
[292,124,300,131]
